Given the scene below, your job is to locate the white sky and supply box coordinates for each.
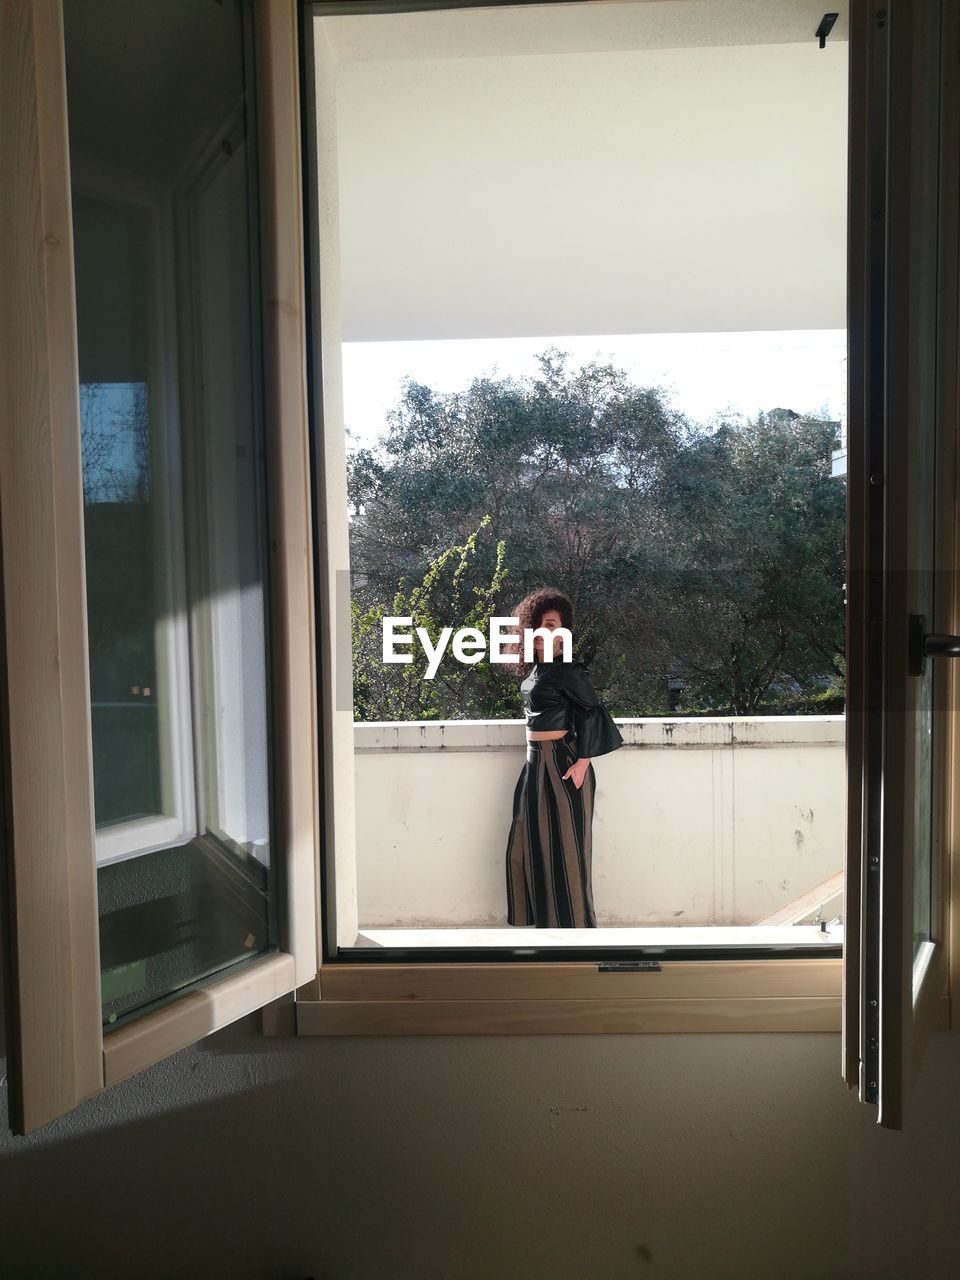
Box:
[341,329,847,453]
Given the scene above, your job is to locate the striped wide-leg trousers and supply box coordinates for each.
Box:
[505,732,597,928]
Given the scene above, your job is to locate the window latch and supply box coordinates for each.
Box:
[908,613,960,676]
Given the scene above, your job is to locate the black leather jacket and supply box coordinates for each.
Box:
[521,660,624,758]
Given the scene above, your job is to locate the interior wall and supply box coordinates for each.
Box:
[1,1002,959,1280]
[2,5,953,1277]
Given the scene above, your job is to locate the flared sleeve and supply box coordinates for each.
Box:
[563,662,624,758]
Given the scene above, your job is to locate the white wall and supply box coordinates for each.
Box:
[355,717,845,927]
[1,1013,958,1279]
[322,0,849,341]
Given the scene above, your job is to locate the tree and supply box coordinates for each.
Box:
[80,381,151,505]
[347,351,846,719]
[352,517,518,722]
[662,409,845,712]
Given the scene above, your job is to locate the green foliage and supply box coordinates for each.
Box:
[348,349,846,720]
[352,516,518,722]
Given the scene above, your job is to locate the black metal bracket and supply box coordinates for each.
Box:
[816,13,839,49]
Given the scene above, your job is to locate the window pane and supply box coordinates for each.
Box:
[909,0,941,965]
[64,0,277,1026]
[81,376,160,826]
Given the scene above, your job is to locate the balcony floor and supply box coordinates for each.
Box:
[352,923,844,949]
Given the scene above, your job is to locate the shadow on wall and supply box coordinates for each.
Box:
[0,1063,330,1280]
[0,1004,855,1280]
[2,993,960,1279]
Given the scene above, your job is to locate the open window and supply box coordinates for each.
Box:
[302,2,852,972]
[0,0,318,1133]
[841,0,958,1128]
[1,0,956,1138]
[305,0,854,956]
[295,0,957,1129]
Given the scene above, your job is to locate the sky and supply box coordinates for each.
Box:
[341,329,847,454]
[80,381,149,503]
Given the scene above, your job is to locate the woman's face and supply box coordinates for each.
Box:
[532,608,565,661]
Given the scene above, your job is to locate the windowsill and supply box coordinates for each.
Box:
[287,951,843,1037]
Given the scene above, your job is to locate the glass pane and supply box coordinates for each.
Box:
[81,376,161,826]
[913,655,934,959]
[64,0,277,1026]
[910,1,941,965]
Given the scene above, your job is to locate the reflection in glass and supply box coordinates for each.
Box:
[910,0,941,963]
[64,0,276,1025]
[913,657,934,959]
[82,380,161,828]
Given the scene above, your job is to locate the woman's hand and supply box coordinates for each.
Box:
[562,757,591,790]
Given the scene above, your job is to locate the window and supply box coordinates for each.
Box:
[838,0,956,1127]
[0,0,955,1136]
[0,0,317,1132]
[74,217,194,870]
[69,0,286,1034]
[294,0,955,1130]
[313,0,852,957]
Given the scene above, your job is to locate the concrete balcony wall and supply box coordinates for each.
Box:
[354,717,846,928]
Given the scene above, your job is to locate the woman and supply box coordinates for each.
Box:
[504,587,623,928]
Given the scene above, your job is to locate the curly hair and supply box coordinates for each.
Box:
[509,586,574,677]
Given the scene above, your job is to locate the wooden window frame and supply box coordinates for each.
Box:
[288,3,960,1094]
[287,0,875,1040]
[292,959,844,1036]
[1,0,957,1137]
[0,0,319,1134]
[839,0,959,1128]
[100,0,324,1088]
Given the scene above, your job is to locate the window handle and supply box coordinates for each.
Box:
[908,613,960,676]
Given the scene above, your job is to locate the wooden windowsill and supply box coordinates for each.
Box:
[287,957,843,1035]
